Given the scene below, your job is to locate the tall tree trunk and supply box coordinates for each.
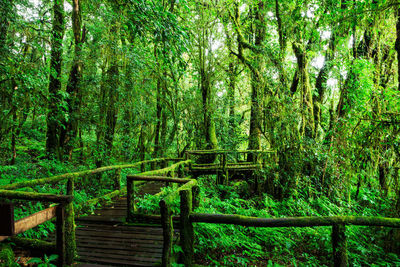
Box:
[313,15,346,137]
[293,43,314,139]
[396,7,400,91]
[46,0,65,158]
[105,63,119,152]
[96,19,120,167]
[247,1,265,152]
[153,78,162,158]
[60,0,83,160]
[10,105,29,165]
[230,1,265,154]
[274,0,288,91]
[227,62,236,132]
[0,2,12,54]
[199,26,217,150]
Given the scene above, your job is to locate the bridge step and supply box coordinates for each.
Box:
[74,182,166,266]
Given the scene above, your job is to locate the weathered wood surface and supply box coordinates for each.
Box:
[0,203,14,236]
[75,182,175,266]
[0,206,58,242]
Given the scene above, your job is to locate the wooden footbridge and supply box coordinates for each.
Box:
[1,150,400,267]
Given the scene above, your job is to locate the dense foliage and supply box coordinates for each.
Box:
[1,0,400,265]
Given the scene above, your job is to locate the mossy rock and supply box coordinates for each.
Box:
[0,244,15,267]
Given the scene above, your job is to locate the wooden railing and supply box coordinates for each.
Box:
[0,191,73,266]
[176,212,400,267]
[0,158,173,266]
[185,150,276,184]
[159,180,198,267]
[126,160,196,267]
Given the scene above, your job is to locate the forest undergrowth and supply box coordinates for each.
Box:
[137,175,400,267]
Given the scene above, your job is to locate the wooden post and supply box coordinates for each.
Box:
[65,178,76,265]
[114,168,121,191]
[332,224,348,267]
[141,161,145,173]
[177,164,184,178]
[160,200,173,267]
[223,152,228,184]
[127,178,135,222]
[179,189,193,266]
[192,185,200,210]
[0,203,14,236]
[56,205,65,267]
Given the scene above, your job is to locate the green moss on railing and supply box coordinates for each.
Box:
[140,160,191,176]
[0,158,166,190]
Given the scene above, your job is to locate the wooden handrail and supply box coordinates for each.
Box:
[181,213,400,267]
[127,175,191,183]
[0,158,176,266]
[0,158,166,190]
[0,190,73,203]
[161,180,197,205]
[190,214,400,227]
[159,179,198,267]
[186,149,276,154]
[0,204,66,266]
[126,160,193,223]
[139,160,191,176]
[0,206,58,242]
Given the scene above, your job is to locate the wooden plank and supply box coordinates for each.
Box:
[78,251,161,263]
[0,206,57,242]
[77,240,163,250]
[15,206,57,235]
[0,203,14,236]
[76,216,125,223]
[76,224,163,233]
[77,237,163,247]
[78,256,158,267]
[77,247,162,259]
[76,263,113,267]
[75,230,163,241]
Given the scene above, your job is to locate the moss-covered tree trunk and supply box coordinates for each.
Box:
[153,77,163,158]
[396,7,400,91]
[313,0,348,137]
[274,0,288,91]
[45,0,65,158]
[247,1,265,153]
[199,24,217,151]
[96,19,120,167]
[60,0,83,160]
[227,62,236,134]
[293,43,314,139]
[104,63,119,153]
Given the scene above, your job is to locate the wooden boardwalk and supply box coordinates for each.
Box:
[75,182,165,266]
